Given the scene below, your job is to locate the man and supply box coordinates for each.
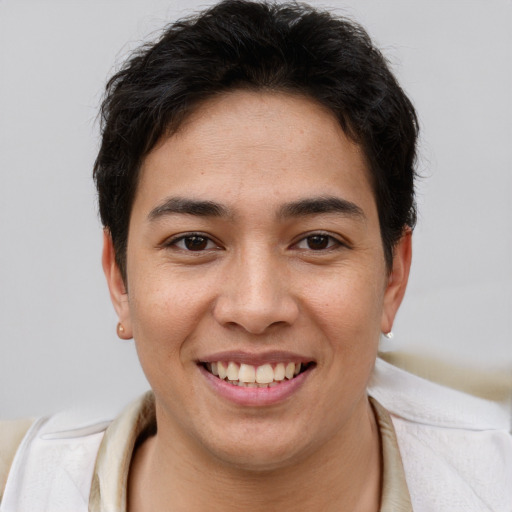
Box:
[1,1,510,511]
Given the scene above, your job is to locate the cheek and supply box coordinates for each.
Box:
[305,266,385,351]
[127,272,211,374]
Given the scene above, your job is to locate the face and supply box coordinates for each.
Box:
[104,90,411,470]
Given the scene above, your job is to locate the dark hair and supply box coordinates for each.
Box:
[94,0,418,278]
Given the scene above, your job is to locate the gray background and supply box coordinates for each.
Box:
[1,0,511,418]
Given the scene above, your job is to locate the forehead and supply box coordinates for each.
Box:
[134,90,375,219]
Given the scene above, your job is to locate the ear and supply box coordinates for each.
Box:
[102,229,133,339]
[381,229,412,334]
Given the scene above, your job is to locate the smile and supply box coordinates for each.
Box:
[202,361,314,388]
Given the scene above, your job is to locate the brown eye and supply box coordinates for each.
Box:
[306,235,330,250]
[294,233,340,251]
[183,236,209,251]
[170,234,217,251]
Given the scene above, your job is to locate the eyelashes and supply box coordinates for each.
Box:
[293,233,342,251]
[169,234,220,252]
[163,231,347,253]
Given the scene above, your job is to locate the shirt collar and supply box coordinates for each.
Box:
[89,392,411,511]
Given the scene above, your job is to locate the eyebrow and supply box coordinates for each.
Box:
[148,195,365,222]
[148,197,229,220]
[278,196,365,220]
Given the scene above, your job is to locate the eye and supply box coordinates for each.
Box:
[295,233,341,251]
[170,234,219,251]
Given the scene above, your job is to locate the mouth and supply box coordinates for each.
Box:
[200,360,316,388]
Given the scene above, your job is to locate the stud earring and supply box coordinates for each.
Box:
[117,322,126,338]
[383,331,394,339]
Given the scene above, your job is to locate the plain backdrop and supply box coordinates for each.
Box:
[1,0,511,418]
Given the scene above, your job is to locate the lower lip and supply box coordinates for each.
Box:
[199,365,311,407]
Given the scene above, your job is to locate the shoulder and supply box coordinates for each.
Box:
[369,357,512,511]
[0,418,35,500]
[391,413,512,512]
[0,394,151,511]
[0,406,113,510]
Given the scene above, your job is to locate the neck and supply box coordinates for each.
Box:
[128,398,382,512]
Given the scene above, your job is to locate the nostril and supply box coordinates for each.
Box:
[212,285,300,334]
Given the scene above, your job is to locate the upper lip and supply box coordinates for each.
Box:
[197,350,315,366]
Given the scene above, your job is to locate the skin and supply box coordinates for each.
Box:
[103,90,412,511]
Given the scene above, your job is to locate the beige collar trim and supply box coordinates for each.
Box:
[90,393,412,511]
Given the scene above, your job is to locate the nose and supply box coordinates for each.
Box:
[213,249,299,334]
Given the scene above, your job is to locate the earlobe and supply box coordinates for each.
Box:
[381,229,412,334]
[102,229,133,339]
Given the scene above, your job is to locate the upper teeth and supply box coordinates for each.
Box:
[208,361,302,385]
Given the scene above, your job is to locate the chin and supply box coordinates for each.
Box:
[210,443,305,473]
[199,420,316,472]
